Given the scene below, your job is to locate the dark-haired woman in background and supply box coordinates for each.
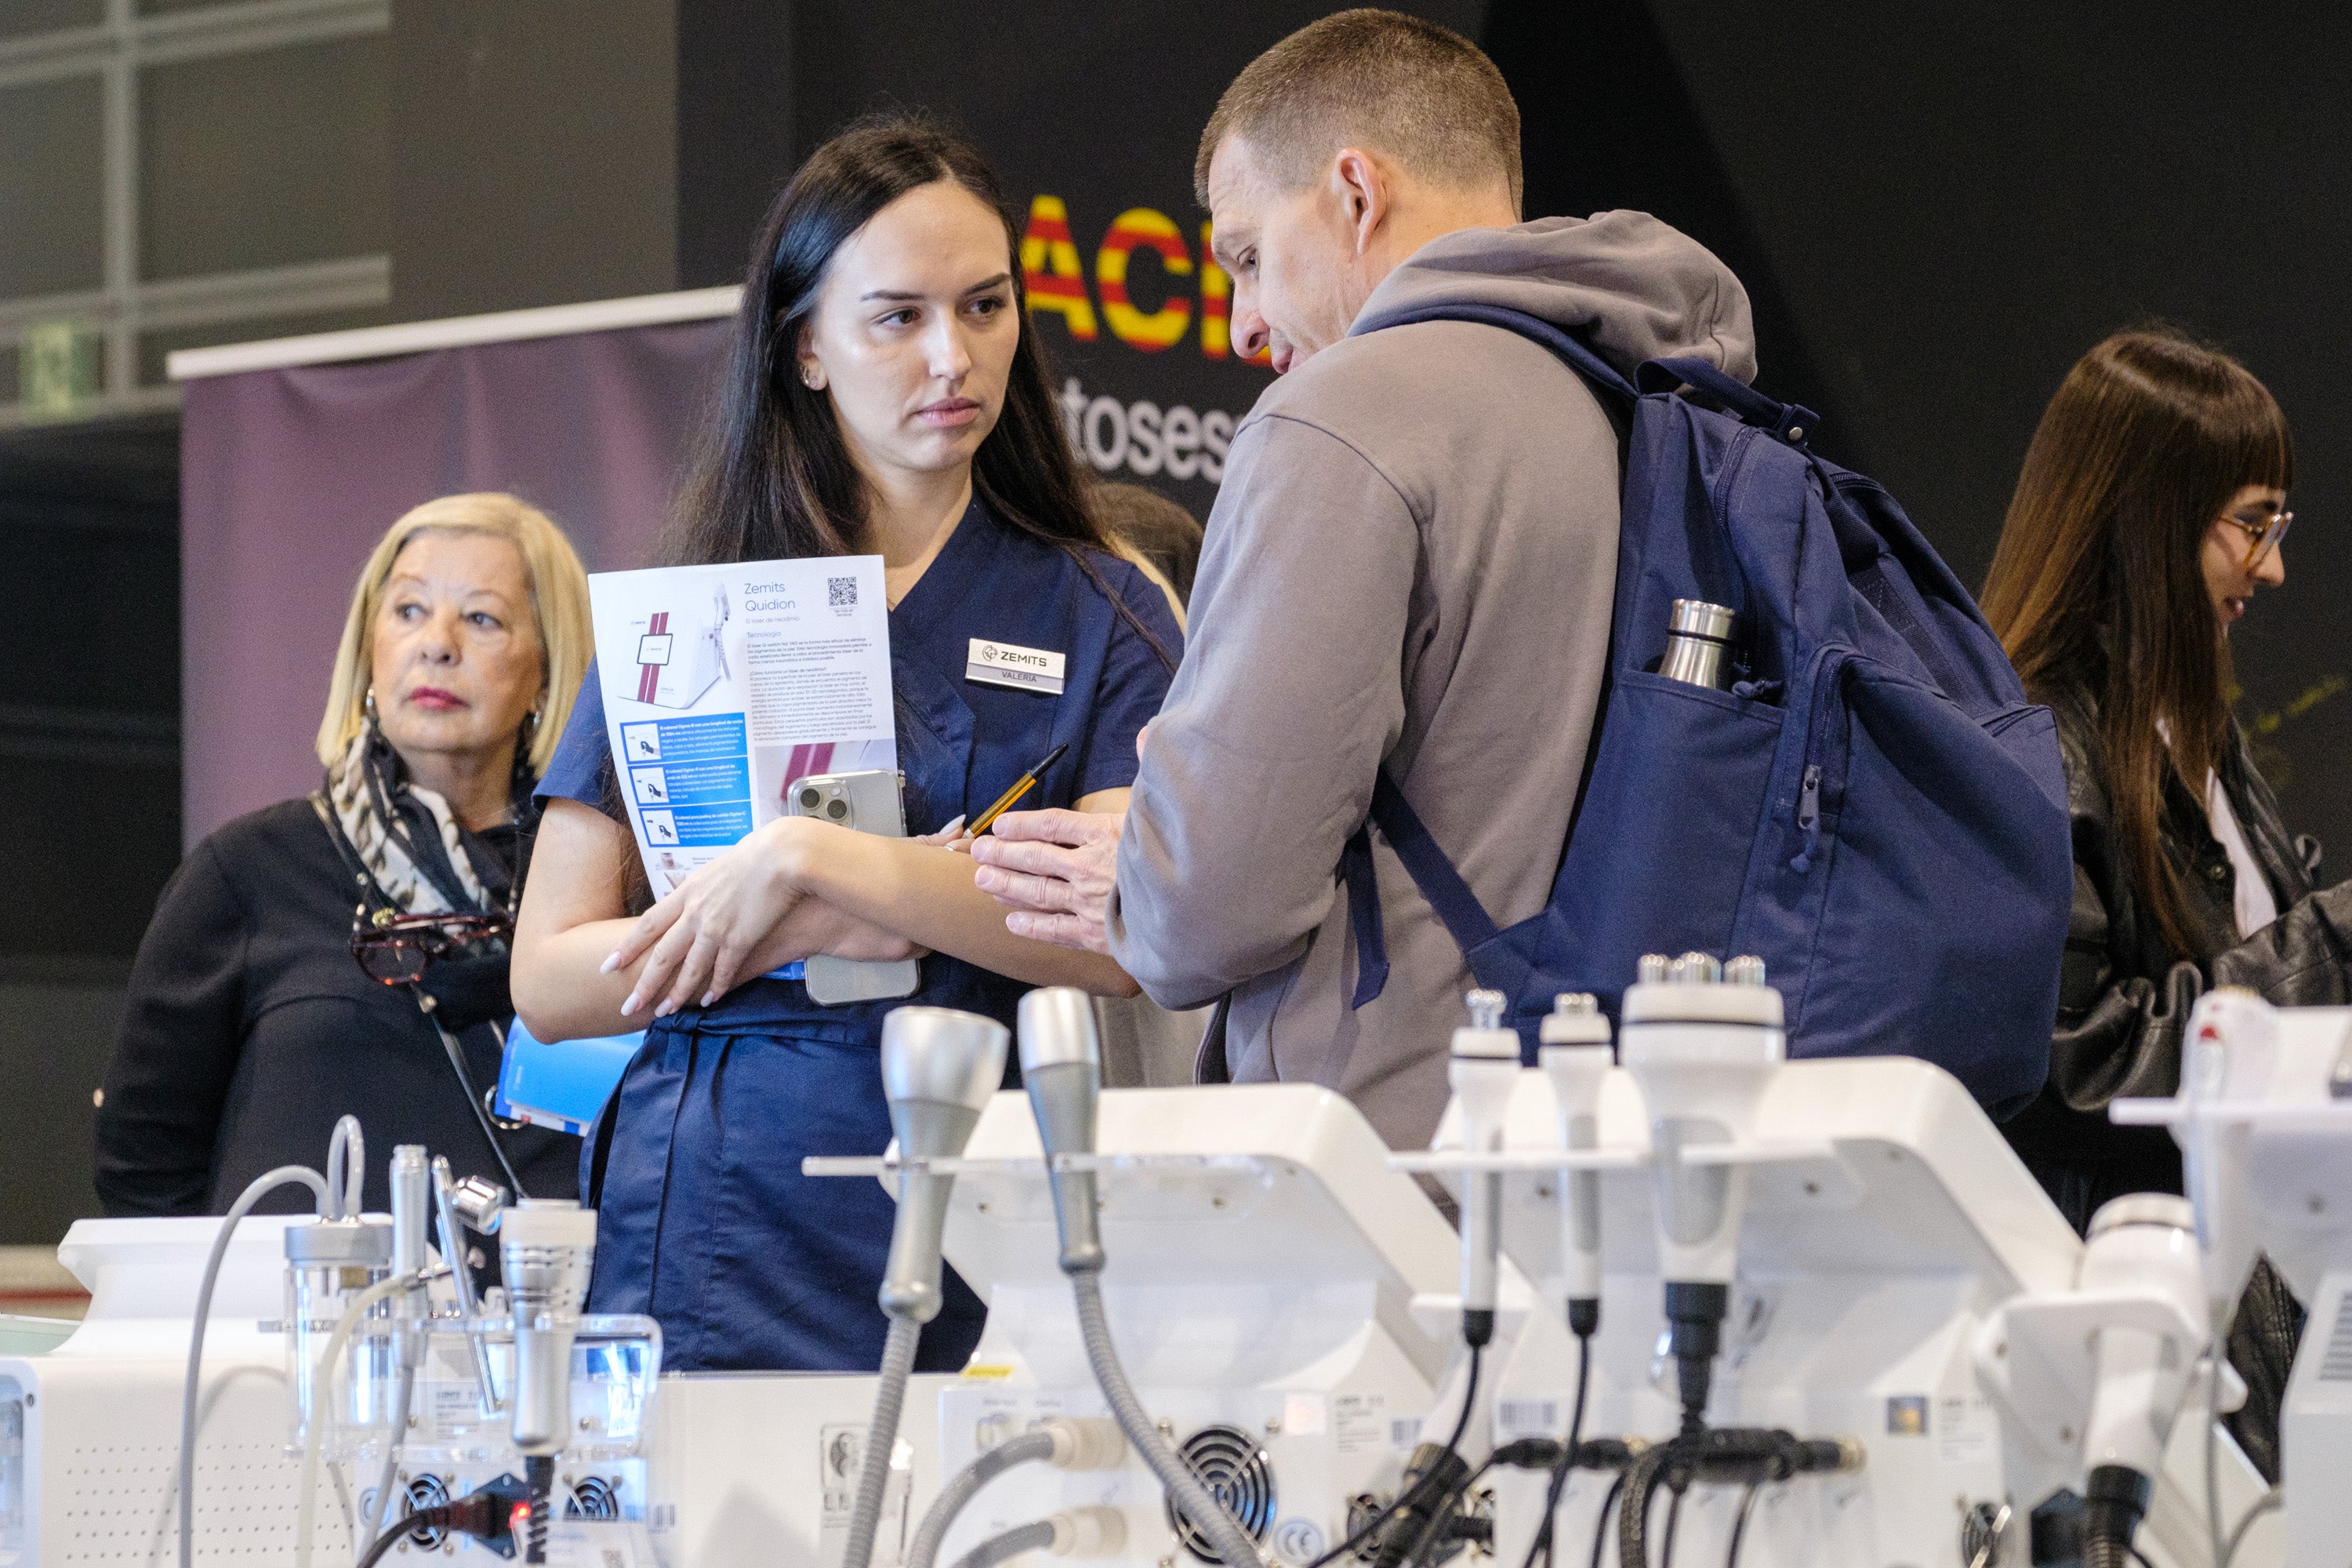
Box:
[511,117,1180,1374]
[1981,325,2352,1478]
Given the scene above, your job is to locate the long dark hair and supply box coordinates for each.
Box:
[1980,326,2292,957]
[664,113,1172,669]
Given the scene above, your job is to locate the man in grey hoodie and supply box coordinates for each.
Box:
[971,10,1757,1149]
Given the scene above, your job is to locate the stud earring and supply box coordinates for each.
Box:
[800,365,824,390]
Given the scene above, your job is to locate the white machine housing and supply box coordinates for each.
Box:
[0,1216,352,1566]
[1417,1057,2278,1567]
[913,1083,1461,1567]
[2114,993,2352,1568]
[641,1370,949,1567]
[0,1217,663,1567]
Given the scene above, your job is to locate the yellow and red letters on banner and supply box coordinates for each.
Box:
[1019,194,1268,365]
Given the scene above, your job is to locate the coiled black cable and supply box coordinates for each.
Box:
[1308,1346,1481,1568]
[1615,1443,1678,1568]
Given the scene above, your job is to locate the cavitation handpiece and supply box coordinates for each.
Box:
[879,1007,1011,1322]
[500,1200,595,1564]
[1538,994,1613,1338]
[1450,989,1521,1348]
[1618,953,1784,1434]
[1018,986,1105,1275]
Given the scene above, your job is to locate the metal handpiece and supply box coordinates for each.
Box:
[500,1200,595,1456]
[389,1147,431,1366]
[878,1007,1010,1323]
[1017,988,1105,1274]
[430,1156,504,1415]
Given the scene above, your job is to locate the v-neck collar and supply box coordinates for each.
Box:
[889,495,989,629]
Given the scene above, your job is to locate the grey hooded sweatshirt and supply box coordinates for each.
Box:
[1106,211,1756,1149]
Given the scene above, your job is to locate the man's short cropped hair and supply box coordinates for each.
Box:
[1196,9,1522,212]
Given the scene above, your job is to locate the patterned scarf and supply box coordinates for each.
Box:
[313,727,506,918]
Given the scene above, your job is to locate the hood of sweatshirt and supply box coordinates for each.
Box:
[1350,209,1756,384]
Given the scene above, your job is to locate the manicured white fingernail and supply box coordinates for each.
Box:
[600,951,622,974]
[938,815,965,837]
[620,992,641,1015]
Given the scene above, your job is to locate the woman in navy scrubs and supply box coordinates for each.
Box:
[511,116,1180,1374]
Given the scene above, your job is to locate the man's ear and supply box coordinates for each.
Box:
[1329,148,1390,256]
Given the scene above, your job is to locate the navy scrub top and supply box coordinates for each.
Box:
[536,499,1181,1372]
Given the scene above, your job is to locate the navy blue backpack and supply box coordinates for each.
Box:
[1345,305,2071,1113]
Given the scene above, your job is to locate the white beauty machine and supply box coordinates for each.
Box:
[1404,966,2282,1568]
[2111,989,2352,1568]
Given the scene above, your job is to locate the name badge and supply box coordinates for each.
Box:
[967,637,1066,695]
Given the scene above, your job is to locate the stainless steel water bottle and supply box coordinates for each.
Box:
[1661,600,1738,690]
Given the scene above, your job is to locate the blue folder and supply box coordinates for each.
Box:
[495,1018,644,1136]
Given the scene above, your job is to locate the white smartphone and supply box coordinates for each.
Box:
[788,769,921,1006]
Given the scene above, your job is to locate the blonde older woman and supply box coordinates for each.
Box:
[96,493,592,1216]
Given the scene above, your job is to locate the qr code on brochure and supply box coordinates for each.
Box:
[828,575,857,607]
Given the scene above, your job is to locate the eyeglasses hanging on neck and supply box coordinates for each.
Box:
[350,909,512,986]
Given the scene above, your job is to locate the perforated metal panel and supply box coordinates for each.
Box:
[54,1438,352,1563]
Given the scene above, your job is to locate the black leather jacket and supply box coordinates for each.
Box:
[2002,673,2352,1479]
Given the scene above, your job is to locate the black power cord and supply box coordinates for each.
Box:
[352,1474,530,1568]
[1523,1331,1595,1568]
[1398,1455,1497,1568]
[1310,1346,1482,1568]
[1723,1481,1761,1568]
[1585,1473,1626,1568]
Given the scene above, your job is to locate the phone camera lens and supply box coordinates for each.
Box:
[826,800,848,820]
[800,789,820,809]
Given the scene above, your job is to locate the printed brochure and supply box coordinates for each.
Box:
[588,555,895,898]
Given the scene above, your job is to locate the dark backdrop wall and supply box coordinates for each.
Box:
[13,0,2352,1240]
[669,0,2352,855]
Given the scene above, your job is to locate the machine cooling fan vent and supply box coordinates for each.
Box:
[566,1475,622,1519]
[1165,1424,1277,1563]
[399,1474,452,1548]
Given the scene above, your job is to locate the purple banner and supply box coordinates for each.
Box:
[179,317,731,845]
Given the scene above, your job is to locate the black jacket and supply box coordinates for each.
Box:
[95,799,576,1217]
[2004,673,2352,1480]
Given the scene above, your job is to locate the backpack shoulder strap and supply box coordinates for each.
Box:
[1345,770,1504,1006]
[1370,303,1638,403]
[1339,303,1624,1009]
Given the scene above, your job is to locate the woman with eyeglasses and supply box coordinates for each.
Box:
[1980,326,2347,1479]
[95,493,593,1218]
